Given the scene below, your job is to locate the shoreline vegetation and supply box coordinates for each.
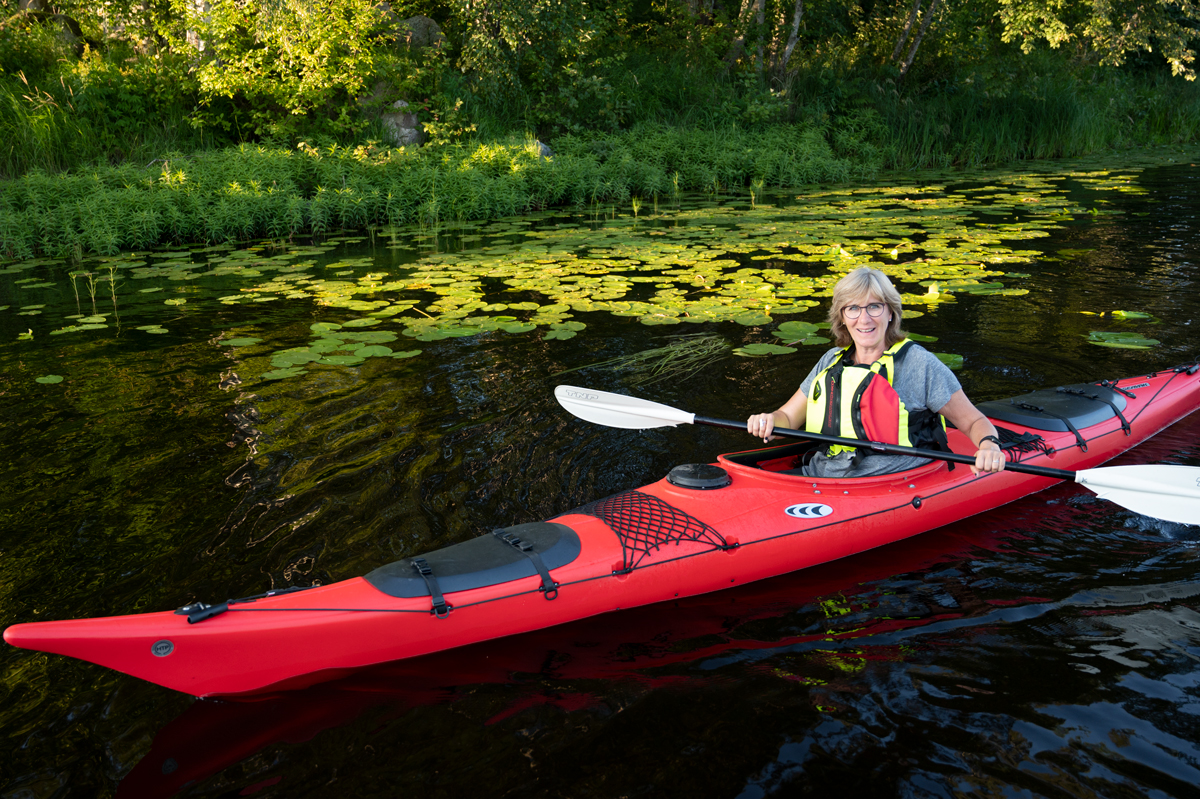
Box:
[6,1,1200,259]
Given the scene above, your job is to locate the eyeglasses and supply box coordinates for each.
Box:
[843,303,887,320]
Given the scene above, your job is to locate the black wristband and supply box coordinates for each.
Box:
[980,435,1001,447]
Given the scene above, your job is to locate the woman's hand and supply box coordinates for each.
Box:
[747,413,777,442]
[973,439,1006,475]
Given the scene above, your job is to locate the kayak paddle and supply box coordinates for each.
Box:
[554,385,1200,525]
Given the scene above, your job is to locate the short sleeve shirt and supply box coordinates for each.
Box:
[797,342,962,478]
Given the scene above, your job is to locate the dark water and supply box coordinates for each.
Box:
[2,155,1200,798]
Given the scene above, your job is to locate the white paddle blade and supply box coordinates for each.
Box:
[1076,464,1200,525]
[555,385,695,430]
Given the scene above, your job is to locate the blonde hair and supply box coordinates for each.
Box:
[827,267,906,349]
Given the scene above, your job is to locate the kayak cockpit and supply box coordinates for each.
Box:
[720,441,821,473]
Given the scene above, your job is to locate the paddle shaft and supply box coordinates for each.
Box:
[692,415,1077,481]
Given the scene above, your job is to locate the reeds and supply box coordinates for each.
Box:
[555,334,731,386]
[0,126,860,258]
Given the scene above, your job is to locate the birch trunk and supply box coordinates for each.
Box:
[891,0,922,63]
[778,0,805,73]
[899,0,941,79]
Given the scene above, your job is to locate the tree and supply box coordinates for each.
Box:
[185,0,404,137]
[997,0,1200,79]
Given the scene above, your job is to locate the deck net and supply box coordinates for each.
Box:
[572,490,728,571]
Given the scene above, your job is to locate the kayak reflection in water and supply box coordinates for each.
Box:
[747,267,1006,478]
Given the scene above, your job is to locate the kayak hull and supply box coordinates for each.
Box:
[5,366,1199,697]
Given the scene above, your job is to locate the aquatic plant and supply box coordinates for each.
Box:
[555,334,731,386]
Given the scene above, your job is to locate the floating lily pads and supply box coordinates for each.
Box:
[354,345,393,357]
[320,354,366,365]
[934,352,963,369]
[164,298,187,306]
[734,342,797,357]
[224,337,263,347]
[1081,310,1158,322]
[35,375,64,384]
[262,367,306,380]
[1086,331,1160,349]
[392,349,422,358]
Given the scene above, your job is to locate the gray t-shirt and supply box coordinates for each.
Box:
[797,342,961,478]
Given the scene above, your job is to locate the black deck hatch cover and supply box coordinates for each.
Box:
[364,521,582,598]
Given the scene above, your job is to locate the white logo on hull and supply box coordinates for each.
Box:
[785,503,834,519]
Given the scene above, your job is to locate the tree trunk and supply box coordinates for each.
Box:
[899,0,941,80]
[778,0,805,73]
[754,0,765,74]
[723,0,756,66]
[891,0,922,63]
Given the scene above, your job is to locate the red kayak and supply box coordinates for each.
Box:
[5,363,1200,697]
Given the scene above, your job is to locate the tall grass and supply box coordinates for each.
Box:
[0,126,860,259]
[867,71,1200,169]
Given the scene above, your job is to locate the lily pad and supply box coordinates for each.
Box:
[905,332,938,342]
[354,345,393,357]
[733,343,797,357]
[544,329,577,341]
[35,375,64,384]
[1086,331,1160,349]
[320,354,367,365]
[224,337,263,347]
[392,350,422,358]
[262,367,306,380]
[312,322,343,332]
[933,352,963,370]
[164,298,187,306]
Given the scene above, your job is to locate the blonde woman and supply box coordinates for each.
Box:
[747,267,1005,478]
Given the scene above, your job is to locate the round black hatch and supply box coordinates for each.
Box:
[667,463,731,490]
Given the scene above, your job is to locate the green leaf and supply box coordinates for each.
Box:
[934,352,963,369]
[544,328,577,340]
[262,367,305,380]
[1086,331,1160,349]
[354,345,393,357]
[35,375,64,384]
[733,343,796,357]
[224,337,263,347]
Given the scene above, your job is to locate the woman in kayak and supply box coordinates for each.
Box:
[747,267,1007,478]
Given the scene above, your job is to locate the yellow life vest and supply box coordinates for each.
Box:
[806,339,948,459]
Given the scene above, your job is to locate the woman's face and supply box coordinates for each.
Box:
[844,291,890,356]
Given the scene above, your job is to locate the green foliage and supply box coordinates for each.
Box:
[0,124,864,258]
[997,0,1200,79]
[189,0,404,139]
